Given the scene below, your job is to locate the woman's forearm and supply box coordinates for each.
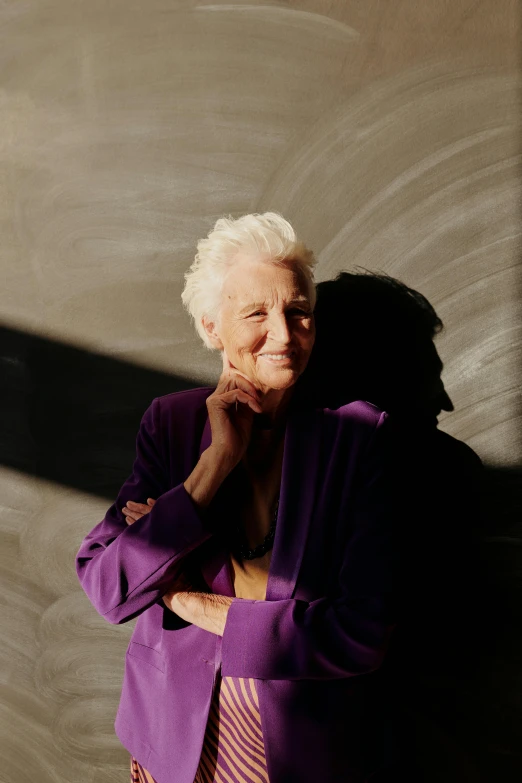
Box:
[183,447,233,513]
[165,590,234,636]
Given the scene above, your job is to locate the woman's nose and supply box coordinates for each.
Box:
[268,313,292,342]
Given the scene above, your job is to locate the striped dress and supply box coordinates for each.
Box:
[130,550,271,783]
[130,671,268,783]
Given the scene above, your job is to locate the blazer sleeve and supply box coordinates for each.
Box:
[220,410,399,681]
[75,397,213,624]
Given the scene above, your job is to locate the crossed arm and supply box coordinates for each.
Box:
[76,399,399,680]
[120,488,234,635]
[169,591,233,635]
[125,498,233,636]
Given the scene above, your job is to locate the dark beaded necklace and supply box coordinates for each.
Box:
[234,497,280,561]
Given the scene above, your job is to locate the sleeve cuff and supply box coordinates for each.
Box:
[221,598,258,676]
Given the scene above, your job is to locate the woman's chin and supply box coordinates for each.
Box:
[259,369,301,391]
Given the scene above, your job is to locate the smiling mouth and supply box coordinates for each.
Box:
[259,351,296,362]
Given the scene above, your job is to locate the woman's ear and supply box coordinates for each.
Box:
[202,316,224,350]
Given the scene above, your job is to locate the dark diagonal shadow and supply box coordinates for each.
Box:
[0,324,200,498]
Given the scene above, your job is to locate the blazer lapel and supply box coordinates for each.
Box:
[266,405,323,601]
[196,404,324,602]
[197,417,235,596]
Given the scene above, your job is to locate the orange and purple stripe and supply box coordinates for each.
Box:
[130,754,156,783]
[130,673,269,783]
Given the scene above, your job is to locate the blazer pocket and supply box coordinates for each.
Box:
[127,641,166,673]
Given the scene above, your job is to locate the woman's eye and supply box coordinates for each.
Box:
[247,308,310,318]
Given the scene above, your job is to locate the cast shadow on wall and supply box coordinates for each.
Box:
[293,271,521,783]
[0,324,198,498]
[0,270,520,781]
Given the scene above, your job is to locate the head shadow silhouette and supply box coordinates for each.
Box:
[295,269,454,422]
[295,271,488,781]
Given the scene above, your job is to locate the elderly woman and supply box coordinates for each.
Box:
[75,213,399,783]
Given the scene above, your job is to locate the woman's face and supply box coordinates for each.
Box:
[205,254,316,395]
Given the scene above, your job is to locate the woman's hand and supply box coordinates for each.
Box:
[121,497,156,525]
[205,349,263,471]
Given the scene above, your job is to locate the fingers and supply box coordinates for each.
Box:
[235,389,262,413]
[122,499,156,525]
[219,350,263,402]
[209,387,262,414]
[216,369,262,405]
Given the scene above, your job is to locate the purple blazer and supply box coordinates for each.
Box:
[76,387,399,783]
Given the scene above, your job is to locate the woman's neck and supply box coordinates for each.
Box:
[255,386,294,428]
[245,390,289,470]
[242,426,285,479]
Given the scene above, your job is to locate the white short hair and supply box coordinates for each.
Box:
[181,212,317,350]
